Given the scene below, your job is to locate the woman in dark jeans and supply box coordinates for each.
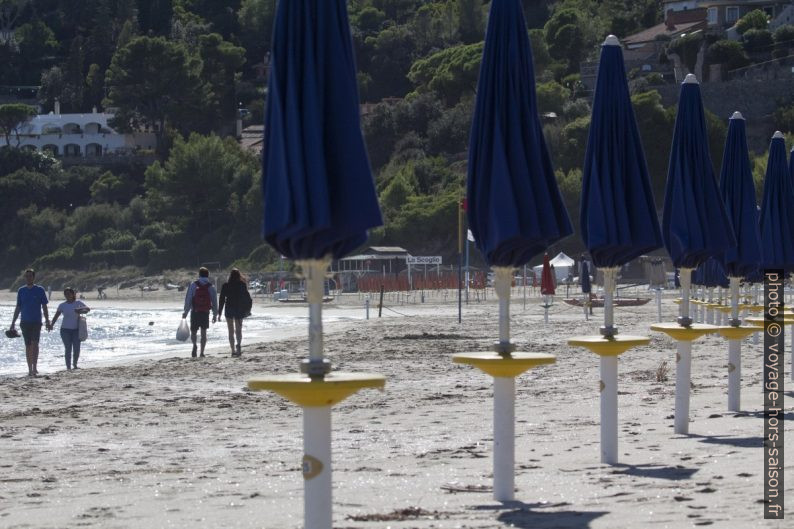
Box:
[48,288,90,370]
[218,269,251,357]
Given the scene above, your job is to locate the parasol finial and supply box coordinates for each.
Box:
[603,35,620,46]
[684,73,699,84]
[773,130,784,139]
[730,111,744,120]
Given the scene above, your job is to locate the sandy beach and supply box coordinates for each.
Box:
[0,291,791,528]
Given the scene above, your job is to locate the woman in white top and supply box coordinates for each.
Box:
[48,288,90,370]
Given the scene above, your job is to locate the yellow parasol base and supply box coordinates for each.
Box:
[717,326,760,340]
[715,305,734,314]
[247,372,385,407]
[650,322,720,342]
[745,315,794,327]
[453,352,555,378]
[567,335,650,356]
[739,304,763,313]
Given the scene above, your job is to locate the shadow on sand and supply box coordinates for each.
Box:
[686,433,763,448]
[473,501,607,529]
[733,408,794,421]
[610,463,698,481]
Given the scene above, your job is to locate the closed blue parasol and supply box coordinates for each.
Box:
[467,0,571,268]
[262,0,382,260]
[700,257,729,288]
[580,36,663,268]
[662,75,735,270]
[718,113,761,278]
[759,132,794,272]
[581,260,592,294]
[256,4,386,526]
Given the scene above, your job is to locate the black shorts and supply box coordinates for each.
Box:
[20,322,42,346]
[224,308,245,320]
[190,311,210,332]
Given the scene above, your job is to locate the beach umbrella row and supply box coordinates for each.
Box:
[253,1,793,524]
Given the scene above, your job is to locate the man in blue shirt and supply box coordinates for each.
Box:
[9,269,50,376]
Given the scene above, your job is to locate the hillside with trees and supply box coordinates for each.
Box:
[0,0,791,285]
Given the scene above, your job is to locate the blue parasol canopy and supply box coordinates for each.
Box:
[718,112,762,278]
[698,257,729,288]
[759,132,794,271]
[581,260,592,294]
[580,36,663,268]
[262,0,382,260]
[662,75,735,269]
[467,0,571,267]
[692,263,704,286]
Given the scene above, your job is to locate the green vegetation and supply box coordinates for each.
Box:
[0,1,783,281]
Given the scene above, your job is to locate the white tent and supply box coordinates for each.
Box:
[532,252,575,281]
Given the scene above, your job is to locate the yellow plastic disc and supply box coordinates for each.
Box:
[567,335,650,357]
[650,322,720,341]
[453,352,555,378]
[247,372,385,407]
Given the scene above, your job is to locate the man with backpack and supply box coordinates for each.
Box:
[182,267,218,358]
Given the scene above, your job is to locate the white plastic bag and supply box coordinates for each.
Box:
[78,316,88,342]
[176,319,190,341]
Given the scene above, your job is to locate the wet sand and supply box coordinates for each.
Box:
[0,291,791,528]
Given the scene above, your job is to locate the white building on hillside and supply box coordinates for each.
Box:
[14,102,156,158]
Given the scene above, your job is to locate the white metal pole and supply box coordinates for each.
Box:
[753,284,760,345]
[656,288,662,322]
[675,340,692,434]
[306,266,326,363]
[603,268,617,335]
[706,287,714,324]
[680,268,692,324]
[494,268,512,347]
[728,339,741,411]
[600,355,618,464]
[304,406,332,529]
[728,276,741,411]
[493,377,515,501]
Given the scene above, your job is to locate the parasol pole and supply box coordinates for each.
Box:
[706,287,714,324]
[728,276,742,411]
[600,267,618,463]
[298,258,333,529]
[675,267,694,434]
[753,283,760,345]
[493,266,515,501]
[654,285,661,315]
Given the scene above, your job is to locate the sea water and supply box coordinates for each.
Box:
[0,303,352,377]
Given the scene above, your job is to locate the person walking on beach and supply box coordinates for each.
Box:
[8,269,50,377]
[218,268,252,357]
[182,267,218,358]
[48,288,90,370]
